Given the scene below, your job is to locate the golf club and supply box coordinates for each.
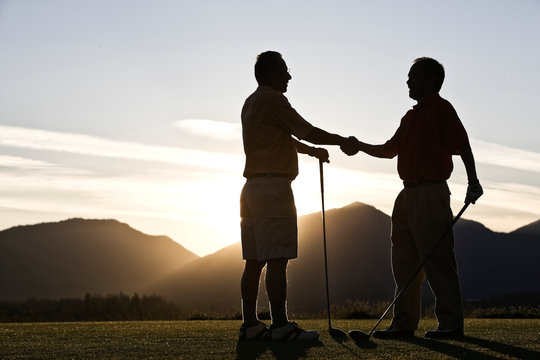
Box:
[319,160,348,338]
[349,201,471,342]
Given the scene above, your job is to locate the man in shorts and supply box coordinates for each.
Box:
[239,51,356,341]
[344,57,483,339]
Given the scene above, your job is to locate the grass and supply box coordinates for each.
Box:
[1,319,539,359]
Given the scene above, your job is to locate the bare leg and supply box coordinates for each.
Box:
[241,259,266,326]
[266,258,289,327]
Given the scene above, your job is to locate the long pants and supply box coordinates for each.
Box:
[390,181,464,331]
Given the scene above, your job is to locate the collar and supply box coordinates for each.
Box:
[413,93,440,109]
[258,85,276,91]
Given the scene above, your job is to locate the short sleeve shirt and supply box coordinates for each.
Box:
[242,86,314,180]
[384,94,471,181]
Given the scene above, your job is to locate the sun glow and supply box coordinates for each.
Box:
[1,125,539,256]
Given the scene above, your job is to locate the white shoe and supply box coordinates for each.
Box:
[269,322,319,341]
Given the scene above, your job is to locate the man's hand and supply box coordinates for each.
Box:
[340,136,360,156]
[465,181,483,204]
[311,147,330,163]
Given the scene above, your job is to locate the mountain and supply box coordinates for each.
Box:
[2,207,539,312]
[511,220,540,235]
[150,203,540,311]
[150,202,395,310]
[454,219,540,299]
[155,203,394,310]
[0,218,198,300]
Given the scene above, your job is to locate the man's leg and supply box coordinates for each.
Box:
[413,183,464,331]
[423,232,464,330]
[389,190,425,331]
[266,258,289,327]
[241,259,266,326]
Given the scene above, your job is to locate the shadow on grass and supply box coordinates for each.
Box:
[350,338,378,350]
[460,336,540,360]
[235,339,323,360]
[401,335,540,360]
[330,331,349,344]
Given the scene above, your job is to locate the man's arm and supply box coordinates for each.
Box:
[460,147,483,204]
[340,139,396,159]
[302,127,357,151]
[293,139,329,163]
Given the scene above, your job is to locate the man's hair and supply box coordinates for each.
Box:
[413,57,445,91]
[254,51,283,84]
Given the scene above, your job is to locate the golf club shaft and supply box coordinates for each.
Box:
[319,160,332,330]
[368,201,471,335]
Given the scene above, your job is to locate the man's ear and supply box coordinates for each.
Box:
[427,77,438,91]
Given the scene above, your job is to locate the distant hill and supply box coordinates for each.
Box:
[511,220,540,235]
[455,219,540,300]
[1,207,539,313]
[0,218,198,300]
[150,203,540,311]
[150,202,395,311]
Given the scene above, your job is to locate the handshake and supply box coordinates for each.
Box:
[304,136,361,163]
[340,136,361,156]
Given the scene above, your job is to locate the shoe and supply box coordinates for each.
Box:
[372,327,414,339]
[268,322,319,341]
[425,328,464,339]
[238,321,269,341]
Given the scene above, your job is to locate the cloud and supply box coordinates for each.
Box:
[0,155,93,176]
[0,125,539,252]
[3,125,538,175]
[0,155,55,170]
[472,139,540,173]
[173,119,241,140]
[0,125,243,172]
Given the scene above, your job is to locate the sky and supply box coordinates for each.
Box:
[1,0,539,256]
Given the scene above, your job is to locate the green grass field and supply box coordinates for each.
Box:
[1,319,539,359]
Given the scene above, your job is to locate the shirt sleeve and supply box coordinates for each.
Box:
[440,102,470,155]
[272,94,314,140]
[383,115,408,157]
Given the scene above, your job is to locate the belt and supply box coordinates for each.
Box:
[403,179,444,188]
[249,173,292,180]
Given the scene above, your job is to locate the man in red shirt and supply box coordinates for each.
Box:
[346,57,483,339]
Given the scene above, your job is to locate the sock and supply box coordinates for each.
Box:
[269,300,288,327]
[241,299,259,327]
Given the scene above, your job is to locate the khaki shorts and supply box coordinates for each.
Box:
[240,177,298,261]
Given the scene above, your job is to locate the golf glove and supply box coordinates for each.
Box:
[465,181,483,204]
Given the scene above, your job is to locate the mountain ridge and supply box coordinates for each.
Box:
[0,218,198,301]
[1,205,538,312]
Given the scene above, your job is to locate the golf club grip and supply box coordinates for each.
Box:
[319,160,324,196]
[368,201,471,335]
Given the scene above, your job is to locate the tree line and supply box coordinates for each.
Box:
[0,293,188,322]
[0,292,538,322]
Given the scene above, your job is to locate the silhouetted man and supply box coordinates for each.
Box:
[345,57,483,339]
[239,51,356,341]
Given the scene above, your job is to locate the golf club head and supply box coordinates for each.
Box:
[329,327,348,339]
[348,329,370,342]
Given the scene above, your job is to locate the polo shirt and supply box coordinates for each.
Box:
[241,86,314,180]
[384,94,471,181]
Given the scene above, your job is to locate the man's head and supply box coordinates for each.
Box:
[407,57,445,101]
[254,51,292,93]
